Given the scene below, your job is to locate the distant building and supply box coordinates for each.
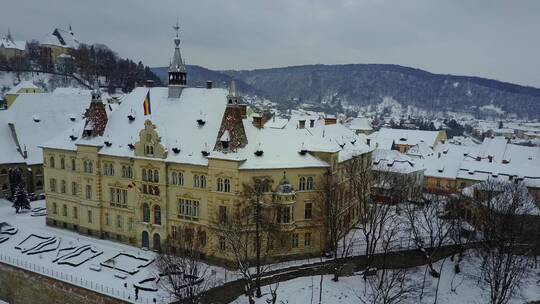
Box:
[5,81,44,108]
[370,128,447,153]
[40,26,79,63]
[0,29,27,59]
[346,117,373,135]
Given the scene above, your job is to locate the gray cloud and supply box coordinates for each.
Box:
[2,0,539,87]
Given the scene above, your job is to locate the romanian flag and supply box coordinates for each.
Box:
[143,91,151,116]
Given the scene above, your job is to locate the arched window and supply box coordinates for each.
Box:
[109,164,114,176]
[142,231,149,248]
[50,156,55,168]
[193,175,199,188]
[142,203,150,223]
[178,172,184,185]
[83,161,88,173]
[142,169,147,181]
[299,177,306,191]
[153,170,159,183]
[71,159,76,171]
[88,162,93,173]
[306,177,314,190]
[201,175,206,189]
[217,178,223,192]
[122,166,127,178]
[172,172,178,185]
[153,233,161,252]
[224,178,231,193]
[128,166,133,178]
[60,158,65,169]
[154,205,161,225]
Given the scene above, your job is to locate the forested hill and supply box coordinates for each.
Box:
[153,64,540,118]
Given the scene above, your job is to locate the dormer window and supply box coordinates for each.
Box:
[145,144,154,156]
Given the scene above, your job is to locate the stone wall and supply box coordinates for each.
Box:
[0,262,126,304]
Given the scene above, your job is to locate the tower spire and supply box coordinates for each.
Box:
[168,20,187,99]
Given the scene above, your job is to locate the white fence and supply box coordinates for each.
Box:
[0,252,171,304]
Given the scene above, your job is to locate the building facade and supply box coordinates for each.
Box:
[42,27,372,264]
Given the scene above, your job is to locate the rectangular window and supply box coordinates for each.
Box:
[304,203,312,219]
[219,206,227,224]
[304,232,311,247]
[171,226,178,239]
[219,236,226,251]
[52,202,57,214]
[50,178,57,192]
[177,198,200,220]
[71,182,77,196]
[73,206,78,219]
[87,210,92,223]
[105,213,110,226]
[62,204,67,216]
[116,215,123,229]
[277,207,291,223]
[292,233,299,248]
[85,185,92,199]
[128,217,134,231]
[61,180,66,193]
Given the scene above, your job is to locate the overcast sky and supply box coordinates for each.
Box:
[2,0,539,87]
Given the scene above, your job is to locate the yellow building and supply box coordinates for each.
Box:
[40,27,79,63]
[5,81,43,108]
[42,29,372,264]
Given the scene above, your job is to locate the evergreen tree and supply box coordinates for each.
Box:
[9,169,30,213]
[12,183,30,213]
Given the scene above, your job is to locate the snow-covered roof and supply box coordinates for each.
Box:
[41,28,79,49]
[375,128,442,148]
[372,149,424,174]
[346,117,372,131]
[43,86,372,170]
[406,142,434,159]
[0,36,26,51]
[4,89,94,165]
[6,81,39,95]
[0,111,25,165]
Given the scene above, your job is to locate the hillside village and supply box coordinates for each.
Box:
[0,22,539,304]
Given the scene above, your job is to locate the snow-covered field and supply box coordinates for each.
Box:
[0,199,234,304]
[232,253,540,304]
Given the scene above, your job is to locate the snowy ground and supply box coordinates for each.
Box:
[231,252,540,304]
[0,199,235,304]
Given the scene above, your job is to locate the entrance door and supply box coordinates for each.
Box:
[141,231,149,248]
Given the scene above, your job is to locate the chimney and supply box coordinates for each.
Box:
[324,115,337,125]
[298,119,306,129]
[366,138,371,146]
[206,81,213,89]
[309,119,315,128]
[488,155,493,163]
[253,114,263,129]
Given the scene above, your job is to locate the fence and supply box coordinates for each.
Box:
[0,252,173,304]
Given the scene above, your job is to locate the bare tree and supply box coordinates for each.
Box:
[217,178,278,303]
[471,180,533,304]
[316,169,355,282]
[156,227,212,303]
[359,219,421,304]
[404,194,453,303]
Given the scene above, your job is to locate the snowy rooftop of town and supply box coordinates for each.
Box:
[372,148,424,174]
[0,89,102,165]
[43,86,372,169]
[376,128,442,148]
[5,80,39,95]
[0,36,26,51]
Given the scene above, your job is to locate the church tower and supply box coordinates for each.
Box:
[168,21,187,99]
